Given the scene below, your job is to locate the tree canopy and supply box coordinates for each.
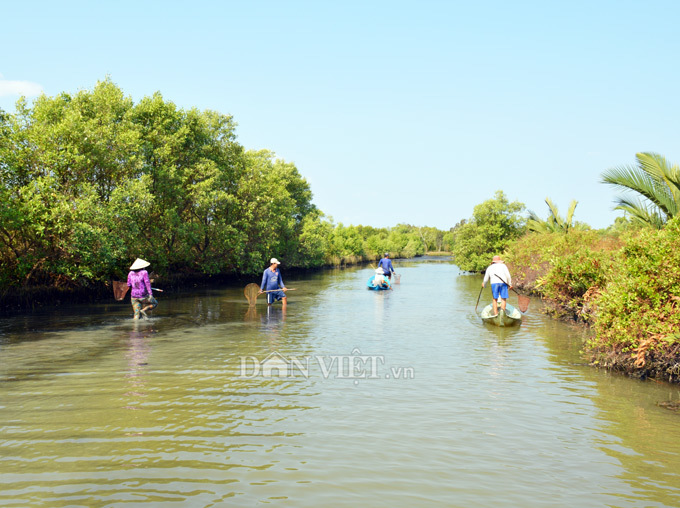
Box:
[0,79,448,294]
[450,191,525,272]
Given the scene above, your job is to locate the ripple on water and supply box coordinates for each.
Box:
[1,262,680,507]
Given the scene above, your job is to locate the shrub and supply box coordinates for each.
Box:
[590,217,680,351]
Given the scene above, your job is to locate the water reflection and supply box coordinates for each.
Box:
[123,322,154,411]
[1,260,680,507]
[531,318,680,507]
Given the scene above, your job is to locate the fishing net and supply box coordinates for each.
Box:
[244,283,260,306]
[517,293,530,313]
[393,273,401,284]
[112,281,130,301]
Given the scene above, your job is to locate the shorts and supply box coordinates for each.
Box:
[491,283,509,300]
[267,290,286,304]
[131,295,158,318]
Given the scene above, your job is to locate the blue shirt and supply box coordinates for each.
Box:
[261,268,285,291]
[378,258,394,275]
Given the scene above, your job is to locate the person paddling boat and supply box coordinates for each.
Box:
[481,255,512,317]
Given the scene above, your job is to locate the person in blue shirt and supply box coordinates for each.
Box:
[259,258,288,308]
[378,252,395,280]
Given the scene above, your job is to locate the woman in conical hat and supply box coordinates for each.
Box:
[127,258,158,319]
[373,266,385,287]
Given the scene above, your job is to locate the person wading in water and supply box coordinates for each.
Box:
[127,258,158,320]
[259,258,288,309]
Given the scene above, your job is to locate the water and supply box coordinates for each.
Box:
[1,259,680,507]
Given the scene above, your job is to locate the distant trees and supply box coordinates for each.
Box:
[601,152,680,228]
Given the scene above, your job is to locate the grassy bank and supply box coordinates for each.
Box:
[504,220,680,383]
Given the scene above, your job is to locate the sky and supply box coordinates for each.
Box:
[2,0,680,230]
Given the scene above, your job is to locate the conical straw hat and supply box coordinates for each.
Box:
[130,258,150,270]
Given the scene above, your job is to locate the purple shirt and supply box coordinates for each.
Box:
[127,270,152,299]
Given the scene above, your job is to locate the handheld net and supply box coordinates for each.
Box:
[112,281,130,301]
[244,283,260,306]
[493,273,529,313]
[393,273,401,284]
[517,293,530,313]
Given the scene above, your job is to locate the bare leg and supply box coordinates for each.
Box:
[501,298,507,312]
[282,297,287,310]
[492,299,498,316]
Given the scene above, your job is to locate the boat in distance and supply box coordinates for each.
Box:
[367,276,391,291]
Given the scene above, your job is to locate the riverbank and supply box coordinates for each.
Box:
[505,222,680,384]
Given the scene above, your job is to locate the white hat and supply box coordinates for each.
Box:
[375,267,383,274]
[130,258,150,270]
[270,258,281,265]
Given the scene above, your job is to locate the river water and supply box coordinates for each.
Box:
[1,258,679,507]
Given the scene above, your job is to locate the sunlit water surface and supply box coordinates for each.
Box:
[1,259,680,507]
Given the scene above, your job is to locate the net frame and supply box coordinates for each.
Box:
[112,281,130,301]
[494,273,529,313]
[517,294,530,313]
[244,283,260,306]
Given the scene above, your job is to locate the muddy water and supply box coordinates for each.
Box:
[1,259,679,507]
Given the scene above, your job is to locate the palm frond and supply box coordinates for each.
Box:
[601,163,675,220]
[565,200,578,232]
[544,197,564,229]
[636,152,680,216]
[614,195,665,229]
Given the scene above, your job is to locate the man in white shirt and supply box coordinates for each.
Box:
[482,255,512,316]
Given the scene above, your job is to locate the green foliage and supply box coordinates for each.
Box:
[527,198,586,234]
[537,248,613,320]
[451,191,525,271]
[0,79,447,293]
[601,152,680,228]
[505,229,618,290]
[590,217,680,350]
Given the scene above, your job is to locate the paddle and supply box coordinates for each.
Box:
[475,285,484,313]
[494,274,530,312]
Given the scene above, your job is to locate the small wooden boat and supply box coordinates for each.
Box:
[367,276,391,291]
[481,302,522,327]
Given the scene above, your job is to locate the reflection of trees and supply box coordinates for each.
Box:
[532,321,680,506]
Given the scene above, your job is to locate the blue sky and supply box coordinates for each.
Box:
[2,0,679,230]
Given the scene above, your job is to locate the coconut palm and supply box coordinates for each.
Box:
[526,198,578,234]
[601,152,680,228]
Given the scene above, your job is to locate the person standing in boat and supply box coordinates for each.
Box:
[127,258,158,320]
[378,252,395,281]
[482,255,512,316]
[259,258,288,309]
